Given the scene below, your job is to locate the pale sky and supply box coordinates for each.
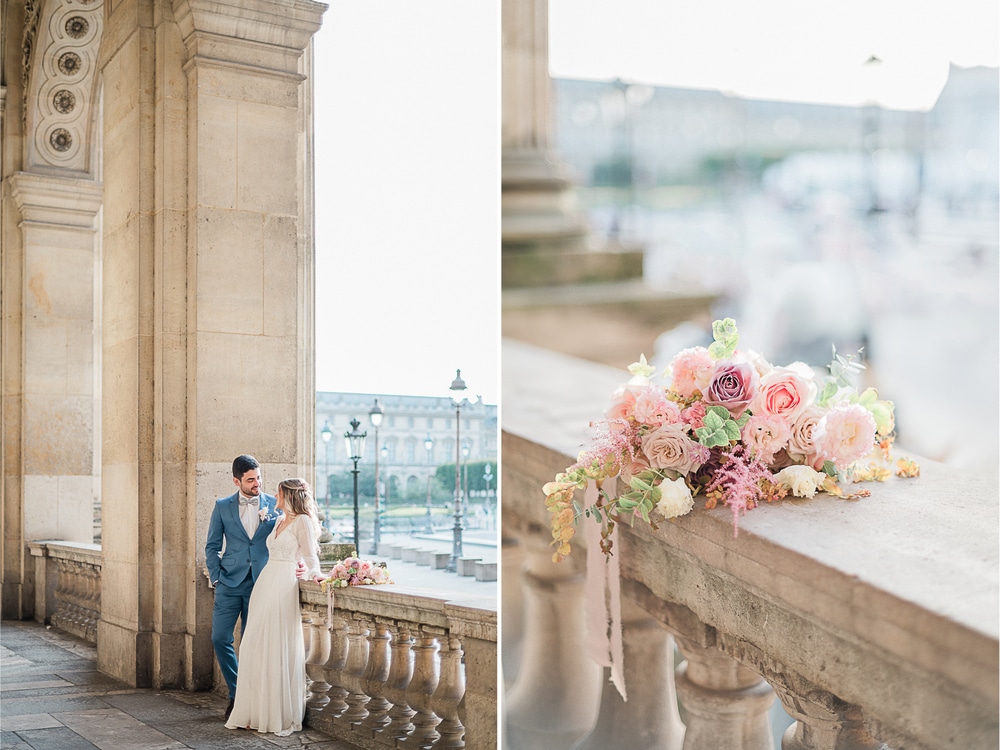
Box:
[312,0,996,406]
[313,2,500,405]
[549,0,999,110]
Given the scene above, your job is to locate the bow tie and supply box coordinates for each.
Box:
[239,496,259,507]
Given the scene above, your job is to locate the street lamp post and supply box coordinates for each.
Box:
[321,420,333,530]
[447,369,467,573]
[344,418,367,555]
[369,398,384,554]
[424,433,434,533]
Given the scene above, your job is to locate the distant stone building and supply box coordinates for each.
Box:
[315,391,498,504]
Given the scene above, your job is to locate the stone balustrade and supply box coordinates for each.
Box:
[26,541,497,750]
[29,541,102,644]
[299,581,497,750]
[501,338,999,750]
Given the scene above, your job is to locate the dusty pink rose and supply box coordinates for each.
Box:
[680,401,707,429]
[668,346,714,399]
[740,414,792,464]
[606,386,638,421]
[812,403,878,469]
[787,405,823,461]
[633,387,682,426]
[702,360,758,417]
[750,363,817,424]
[640,423,708,475]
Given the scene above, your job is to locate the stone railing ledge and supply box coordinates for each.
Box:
[502,338,999,750]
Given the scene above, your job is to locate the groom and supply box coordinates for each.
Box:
[205,454,279,719]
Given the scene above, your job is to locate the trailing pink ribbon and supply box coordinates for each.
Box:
[583,479,627,701]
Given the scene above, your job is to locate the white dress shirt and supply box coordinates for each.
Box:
[239,493,260,538]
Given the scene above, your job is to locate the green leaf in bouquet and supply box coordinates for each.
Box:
[708,318,739,360]
[822,460,839,477]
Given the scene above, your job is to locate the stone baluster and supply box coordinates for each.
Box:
[323,615,351,718]
[401,632,441,748]
[385,626,417,741]
[674,636,776,750]
[504,537,602,749]
[306,607,332,709]
[772,684,885,750]
[341,618,372,725]
[571,595,685,750]
[432,635,466,749]
[361,622,393,735]
[84,565,100,640]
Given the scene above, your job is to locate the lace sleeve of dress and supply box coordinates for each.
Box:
[294,515,322,579]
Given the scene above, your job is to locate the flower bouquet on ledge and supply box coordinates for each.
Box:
[544,318,920,562]
[320,557,392,588]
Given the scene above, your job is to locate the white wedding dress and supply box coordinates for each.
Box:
[225,513,321,736]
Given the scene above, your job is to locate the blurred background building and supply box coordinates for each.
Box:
[505,54,999,468]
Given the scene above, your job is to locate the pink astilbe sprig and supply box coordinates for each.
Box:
[704,444,772,536]
[572,416,642,474]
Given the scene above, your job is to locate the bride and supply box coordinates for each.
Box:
[225,477,325,736]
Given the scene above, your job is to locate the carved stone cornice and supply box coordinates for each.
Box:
[9,171,103,228]
[171,0,326,78]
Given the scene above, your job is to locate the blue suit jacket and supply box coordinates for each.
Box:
[205,492,279,588]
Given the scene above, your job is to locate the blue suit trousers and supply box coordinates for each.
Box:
[211,572,255,698]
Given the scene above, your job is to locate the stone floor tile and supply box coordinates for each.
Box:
[0,730,34,750]
[56,708,186,750]
[1,678,75,692]
[103,692,209,723]
[0,695,113,717]
[4,726,100,750]
[0,713,64,731]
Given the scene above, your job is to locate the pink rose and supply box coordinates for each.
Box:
[750,363,817,424]
[640,423,708,476]
[669,347,714,399]
[740,414,792,464]
[812,403,878,469]
[702,360,758,418]
[633,387,682,427]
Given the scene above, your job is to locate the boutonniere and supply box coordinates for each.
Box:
[258,507,276,523]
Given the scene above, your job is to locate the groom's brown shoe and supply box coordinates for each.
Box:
[224,699,234,720]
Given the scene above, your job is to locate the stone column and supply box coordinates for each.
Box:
[501,0,588,274]
[96,0,324,688]
[6,174,103,613]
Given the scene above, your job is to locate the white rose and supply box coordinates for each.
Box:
[774,465,827,498]
[655,476,695,518]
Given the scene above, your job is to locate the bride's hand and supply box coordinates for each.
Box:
[312,573,325,584]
